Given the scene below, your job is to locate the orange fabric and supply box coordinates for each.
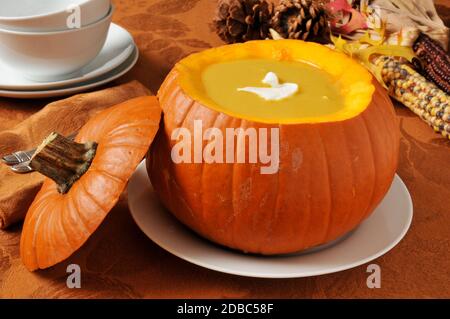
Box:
[0,0,449,298]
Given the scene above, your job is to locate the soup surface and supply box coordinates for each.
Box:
[201,58,345,122]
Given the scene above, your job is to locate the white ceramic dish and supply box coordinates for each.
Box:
[0,46,138,99]
[0,23,134,91]
[0,0,110,32]
[0,7,113,81]
[128,161,413,278]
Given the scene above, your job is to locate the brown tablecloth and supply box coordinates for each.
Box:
[0,0,449,298]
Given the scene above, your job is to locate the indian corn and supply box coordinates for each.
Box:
[413,33,450,94]
[375,56,450,139]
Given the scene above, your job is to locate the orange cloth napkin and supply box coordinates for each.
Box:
[0,81,150,229]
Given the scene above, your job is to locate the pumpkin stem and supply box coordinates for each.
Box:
[30,132,98,194]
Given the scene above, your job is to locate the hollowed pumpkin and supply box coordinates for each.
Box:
[148,40,399,255]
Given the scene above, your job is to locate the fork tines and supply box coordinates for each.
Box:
[2,151,33,166]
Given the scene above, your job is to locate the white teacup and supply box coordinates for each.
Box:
[0,6,113,81]
[0,0,110,32]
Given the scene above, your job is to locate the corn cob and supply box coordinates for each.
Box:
[412,33,450,94]
[375,56,450,139]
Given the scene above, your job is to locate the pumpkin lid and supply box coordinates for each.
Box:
[20,96,161,271]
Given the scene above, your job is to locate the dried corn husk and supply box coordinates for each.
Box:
[368,0,449,50]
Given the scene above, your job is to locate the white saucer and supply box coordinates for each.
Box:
[128,161,413,278]
[0,46,138,99]
[0,23,135,91]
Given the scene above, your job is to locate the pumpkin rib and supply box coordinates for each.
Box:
[105,121,157,140]
[79,174,112,213]
[166,88,196,129]
[199,152,206,236]
[198,124,206,234]
[228,118,241,250]
[169,102,195,232]
[200,110,221,237]
[300,157,313,249]
[36,201,64,268]
[360,116,381,221]
[66,190,97,239]
[340,118,369,233]
[302,127,327,248]
[64,194,90,242]
[271,123,284,251]
[360,100,391,220]
[60,194,91,250]
[68,185,102,238]
[282,124,305,251]
[76,176,109,221]
[27,192,59,241]
[251,123,274,252]
[157,70,178,108]
[156,137,177,215]
[218,117,237,243]
[188,102,219,235]
[213,114,234,242]
[160,77,189,128]
[23,187,54,219]
[358,114,377,221]
[97,142,149,151]
[172,96,196,128]
[368,90,392,171]
[232,119,257,249]
[231,119,258,252]
[35,208,53,268]
[375,86,399,193]
[21,196,51,270]
[342,122,357,235]
[328,122,354,239]
[316,127,334,244]
[89,167,127,184]
[185,103,208,235]
[39,201,72,268]
[261,123,282,252]
[75,108,111,144]
[178,99,196,136]
[207,115,237,245]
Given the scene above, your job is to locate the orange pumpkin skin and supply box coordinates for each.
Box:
[148,53,399,255]
[21,96,161,271]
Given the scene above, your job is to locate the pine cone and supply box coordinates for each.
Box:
[214,0,273,43]
[271,0,331,43]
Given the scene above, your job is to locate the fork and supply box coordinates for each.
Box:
[2,132,77,173]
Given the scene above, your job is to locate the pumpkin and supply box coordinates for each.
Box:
[148,40,399,255]
[20,96,161,271]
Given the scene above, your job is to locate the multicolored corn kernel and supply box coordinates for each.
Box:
[375,56,450,139]
[413,33,450,94]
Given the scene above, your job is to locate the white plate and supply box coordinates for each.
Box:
[0,46,138,99]
[0,23,134,91]
[128,161,413,278]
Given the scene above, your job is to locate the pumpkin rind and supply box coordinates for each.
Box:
[20,96,161,270]
[148,41,399,255]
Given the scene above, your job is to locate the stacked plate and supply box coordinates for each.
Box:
[0,0,137,98]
